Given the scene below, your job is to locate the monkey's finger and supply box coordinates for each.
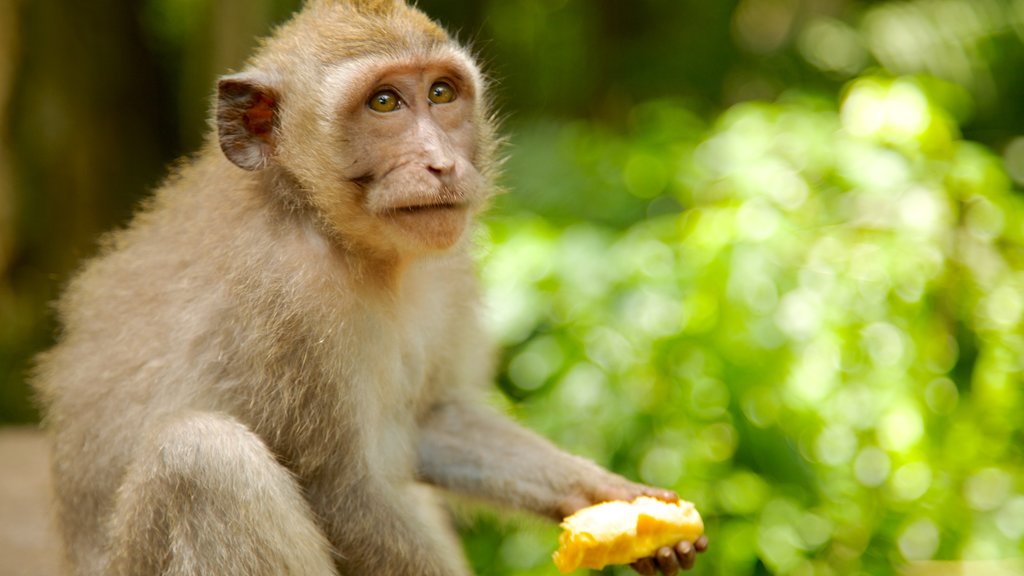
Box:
[631,557,657,576]
[655,546,680,576]
[675,541,696,571]
[694,535,709,553]
[640,486,679,503]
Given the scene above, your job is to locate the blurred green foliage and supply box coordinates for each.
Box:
[477,75,1024,575]
[2,0,1024,575]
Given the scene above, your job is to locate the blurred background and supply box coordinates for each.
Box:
[2,0,1024,574]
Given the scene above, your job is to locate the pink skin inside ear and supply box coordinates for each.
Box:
[244,93,276,141]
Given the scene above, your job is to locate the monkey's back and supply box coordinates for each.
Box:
[34,152,268,561]
[32,152,334,570]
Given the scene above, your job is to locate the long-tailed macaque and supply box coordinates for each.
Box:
[33,1,707,574]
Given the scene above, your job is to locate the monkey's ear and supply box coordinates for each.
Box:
[217,72,280,171]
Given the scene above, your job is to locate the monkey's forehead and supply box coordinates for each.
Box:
[322,46,480,85]
[265,1,453,64]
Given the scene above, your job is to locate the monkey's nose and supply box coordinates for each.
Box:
[427,163,449,176]
[426,158,455,183]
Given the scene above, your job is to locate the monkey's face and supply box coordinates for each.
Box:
[216,44,492,258]
[215,0,495,258]
[324,56,487,254]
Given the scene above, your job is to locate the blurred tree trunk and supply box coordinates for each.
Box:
[2,0,173,422]
[176,0,283,151]
[0,0,20,420]
[12,0,173,266]
[0,0,298,423]
[0,0,15,280]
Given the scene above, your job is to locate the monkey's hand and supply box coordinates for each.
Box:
[630,535,709,576]
[614,484,708,575]
[556,474,678,519]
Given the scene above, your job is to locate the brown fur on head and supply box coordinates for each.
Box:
[283,0,450,60]
[217,0,499,261]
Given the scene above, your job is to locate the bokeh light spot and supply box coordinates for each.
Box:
[775,289,823,340]
[965,196,1005,241]
[555,363,607,412]
[982,284,1023,329]
[796,512,834,550]
[508,336,564,392]
[640,446,685,488]
[816,424,858,466]
[841,78,933,145]
[964,468,1012,511]
[742,387,782,428]
[719,470,770,515]
[925,377,959,414]
[995,496,1024,539]
[862,322,908,367]
[799,17,867,76]
[1003,137,1024,185]
[891,462,933,501]
[898,518,940,561]
[699,421,739,462]
[877,405,924,452]
[690,377,731,420]
[624,152,669,199]
[898,186,948,233]
[758,524,805,574]
[854,446,891,487]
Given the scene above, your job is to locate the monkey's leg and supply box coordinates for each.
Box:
[105,412,337,576]
[307,472,474,576]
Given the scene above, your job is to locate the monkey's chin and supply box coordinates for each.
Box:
[384,204,470,252]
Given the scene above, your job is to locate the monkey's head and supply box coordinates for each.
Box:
[216,0,498,257]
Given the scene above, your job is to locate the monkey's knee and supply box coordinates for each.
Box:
[151,411,280,488]
[108,412,337,576]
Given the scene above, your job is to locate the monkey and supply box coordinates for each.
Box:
[31,1,708,575]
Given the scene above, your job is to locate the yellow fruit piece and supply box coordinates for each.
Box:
[552,497,704,574]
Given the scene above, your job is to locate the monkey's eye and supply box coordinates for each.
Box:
[428,81,457,105]
[368,90,401,113]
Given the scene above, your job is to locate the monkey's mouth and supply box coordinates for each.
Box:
[388,201,467,215]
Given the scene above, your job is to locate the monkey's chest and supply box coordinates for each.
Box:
[359,333,431,481]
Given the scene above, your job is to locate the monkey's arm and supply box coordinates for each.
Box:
[417,401,711,574]
[416,400,676,520]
